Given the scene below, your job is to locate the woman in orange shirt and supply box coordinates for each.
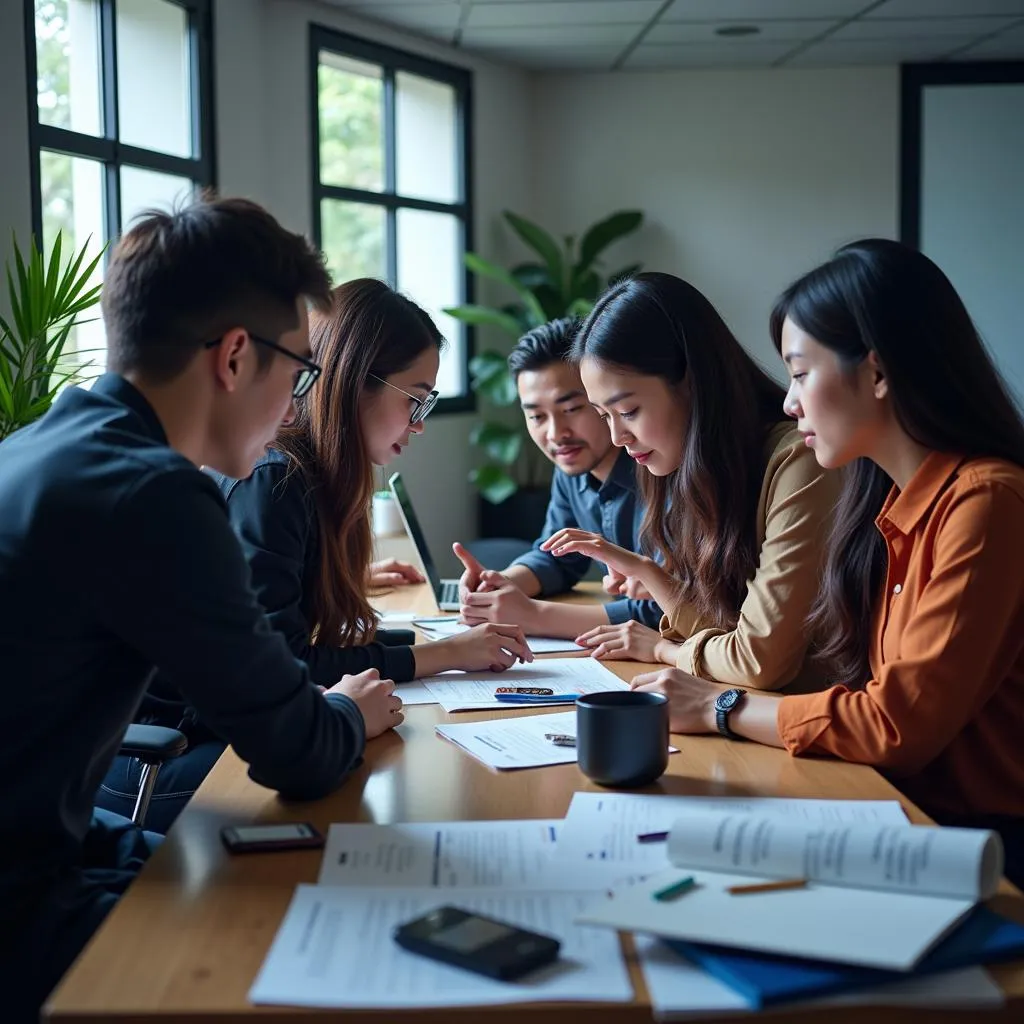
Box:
[634,239,1024,885]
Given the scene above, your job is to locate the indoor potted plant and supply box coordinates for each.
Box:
[444,208,643,539]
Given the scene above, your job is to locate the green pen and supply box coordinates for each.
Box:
[652,876,696,902]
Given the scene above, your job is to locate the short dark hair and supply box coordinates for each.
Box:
[506,317,577,381]
[102,194,332,382]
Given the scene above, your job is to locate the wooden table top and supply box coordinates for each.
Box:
[46,567,1024,1022]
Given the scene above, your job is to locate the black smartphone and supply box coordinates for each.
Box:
[219,822,325,854]
[393,905,561,981]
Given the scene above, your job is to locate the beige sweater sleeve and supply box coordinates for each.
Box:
[660,430,837,691]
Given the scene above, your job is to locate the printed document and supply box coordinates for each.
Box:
[417,618,586,655]
[249,885,633,1009]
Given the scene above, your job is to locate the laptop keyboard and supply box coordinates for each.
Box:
[440,580,461,606]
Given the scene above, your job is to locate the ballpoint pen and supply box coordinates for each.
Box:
[494,692,583,704]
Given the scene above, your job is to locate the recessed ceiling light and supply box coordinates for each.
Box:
[715,25,761,38]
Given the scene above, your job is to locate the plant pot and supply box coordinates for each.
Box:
[478,486,550,541]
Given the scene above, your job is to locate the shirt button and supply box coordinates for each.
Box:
[893,583,902,595]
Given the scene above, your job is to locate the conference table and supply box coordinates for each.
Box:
[46,549,1024,1022]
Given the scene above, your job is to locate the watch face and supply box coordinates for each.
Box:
[715,689,743,712]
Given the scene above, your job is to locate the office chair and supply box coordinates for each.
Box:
[118,724,188,827]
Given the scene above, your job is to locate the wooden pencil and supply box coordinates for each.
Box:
[727,877,808,895]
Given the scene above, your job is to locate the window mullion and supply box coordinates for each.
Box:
[100,0,120,239]
[383,67,398,286]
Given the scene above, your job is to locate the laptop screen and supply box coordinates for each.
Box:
[388,472,443,596]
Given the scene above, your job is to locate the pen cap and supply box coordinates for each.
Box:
[575,691,668,788]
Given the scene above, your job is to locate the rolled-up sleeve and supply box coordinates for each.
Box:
[779,482,1024,774]
[662,442,837,690]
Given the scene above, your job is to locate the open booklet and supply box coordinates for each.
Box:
[577,809,1004,972]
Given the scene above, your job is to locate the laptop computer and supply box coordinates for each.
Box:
[388,472,461,612]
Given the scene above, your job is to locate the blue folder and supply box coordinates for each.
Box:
[664,906,1024,1009]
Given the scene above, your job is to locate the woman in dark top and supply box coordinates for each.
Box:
[96,280,530,831]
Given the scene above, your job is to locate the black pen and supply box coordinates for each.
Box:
[636,830,669,843]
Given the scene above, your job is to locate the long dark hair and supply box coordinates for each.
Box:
[770,238,1024,684]
[573,272,787,628]
[274,279,444,647]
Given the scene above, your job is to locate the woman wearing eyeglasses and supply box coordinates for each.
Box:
[95,279,530,832]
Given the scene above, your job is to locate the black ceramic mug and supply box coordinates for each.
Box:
[575,691,669,787]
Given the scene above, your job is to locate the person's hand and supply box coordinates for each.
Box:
[576,621,663,662]
[601,567,654,601]
[436,622,534,672]
[541,528,650,582]
[368,558,424,588]
[326,668,404,738]
[453,542,511,603]
[460,584,539,633]
[630,667,725,733]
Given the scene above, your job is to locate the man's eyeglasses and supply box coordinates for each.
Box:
[369,374,439,425]
[204,332,322,398]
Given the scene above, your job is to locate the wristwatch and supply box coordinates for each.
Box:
[714,688,747,740]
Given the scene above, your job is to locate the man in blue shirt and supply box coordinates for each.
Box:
[456,318,661,638]
[0,197,400,1019]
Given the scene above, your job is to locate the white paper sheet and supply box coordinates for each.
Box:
[317,820,595,890]
[664,811,1001,900]
[395,681,437,705]
[435,710,679,771]
[418,618,587,655]
[576,867,974,972]
[435,710,582,770]
[554,793,909,878]
[636,936,1004,1018]
[422,657,628,712]
[249,885,634,1008]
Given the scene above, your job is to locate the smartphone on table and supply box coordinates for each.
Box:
[220,822,325,854]
[393,904,561,981]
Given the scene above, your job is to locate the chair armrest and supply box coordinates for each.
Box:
[120,724,188,764]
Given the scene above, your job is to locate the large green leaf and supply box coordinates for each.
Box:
[511,262,554,291]
[567,298,595,319]
[464,253,546,327]
[469,350,517,405]
[470,464,519,505]
[569,267,601,304]
[442,303,523,338]
[577,211,643,273]
[469,422,523,465]
[503,211,563,287]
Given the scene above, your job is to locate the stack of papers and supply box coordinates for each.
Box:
[249,796,1012,1013]
[415,616,587,654]
[421,657,629,712]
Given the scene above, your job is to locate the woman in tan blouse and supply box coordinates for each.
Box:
[544,271,838,693]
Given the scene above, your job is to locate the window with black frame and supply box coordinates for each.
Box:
[311,26,474,411]
[26,0,214,369]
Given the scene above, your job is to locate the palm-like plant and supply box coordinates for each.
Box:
[0,233,103,441]
[444,209,643,503]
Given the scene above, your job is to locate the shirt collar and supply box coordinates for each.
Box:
[573,447,638,496]
[877,451,967,536]
[90,372,169,445]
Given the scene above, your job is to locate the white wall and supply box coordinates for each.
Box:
[216,0,534,575]
[530,67,900,379]
[921,83,1024,405]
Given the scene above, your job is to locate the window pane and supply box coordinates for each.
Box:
[396,72,458,204]
[318,52,383,191]
[120,166,194,231]
[35,0,102,135]
[321,200,386,284]
[117,0,192,157]
[396,209,464,398]
[39,149,105,374]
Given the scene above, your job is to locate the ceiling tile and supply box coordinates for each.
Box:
[866,0,1024,16]
[646,18,837,43]
[625,40,794,67]
[659,0,869,20]
[788,37,971,63]
[466,1,661,28]
[834,16,1019,38]
[485,46,623,70]
[344,3,462,31]
[954,22,1024,56]
[460,24,640,46]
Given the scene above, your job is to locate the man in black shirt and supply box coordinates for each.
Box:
[0,197,401,1018]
